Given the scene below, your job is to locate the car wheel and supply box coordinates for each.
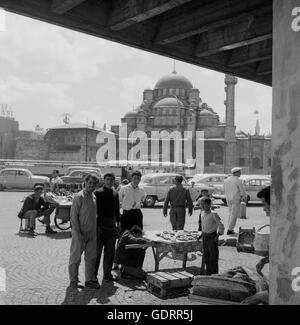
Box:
[143,195,156,208]
[0,184,4,191]
[222,199,227,205]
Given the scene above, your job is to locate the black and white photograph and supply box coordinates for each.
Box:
[0,0,299,312]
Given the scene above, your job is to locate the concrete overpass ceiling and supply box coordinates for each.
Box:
[0,0,272,85]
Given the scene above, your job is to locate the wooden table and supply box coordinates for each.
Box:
[126,230,203,272]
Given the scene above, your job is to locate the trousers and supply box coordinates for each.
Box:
[69,230,97,283]
[202,231,219,275]
[95,229,117,278]
[170,207,186,230]
[121,209,143,234]
[227,199,240,231]
[24,205,56,229]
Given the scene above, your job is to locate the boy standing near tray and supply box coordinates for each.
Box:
[119,170,146,233]
[200,198,224,275]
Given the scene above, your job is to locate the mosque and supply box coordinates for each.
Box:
[111,70,271,174]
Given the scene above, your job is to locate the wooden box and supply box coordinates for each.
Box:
[147,270,194,298]
[237,227,255,253]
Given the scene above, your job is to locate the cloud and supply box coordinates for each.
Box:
[0,76,74,129]
[0,8,5,32]
[0,12,150,84]
[120,73,156,107]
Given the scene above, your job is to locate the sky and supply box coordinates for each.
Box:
[0,10,272,135]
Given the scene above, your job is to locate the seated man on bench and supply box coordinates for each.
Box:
[115,225,148,280]
[18,184,57,236]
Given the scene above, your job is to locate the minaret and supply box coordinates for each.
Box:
[255,119,261,136]
[254,110,260,135]
[224,74,238,172]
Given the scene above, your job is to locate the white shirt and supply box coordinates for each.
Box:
[51,176,63,184]
[224,176,246,201]
[201,211,224,234]
[119,183,146,210]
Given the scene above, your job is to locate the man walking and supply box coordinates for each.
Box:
[224,167,246,235]
[119,170,146,233]
[94,173,120,282]
[18,184,57,236]
[163,175,194,230]
[68,174,100,289]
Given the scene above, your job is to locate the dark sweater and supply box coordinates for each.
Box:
[115,230,146,267]
[18,194,49,219]
[94,186,120,230]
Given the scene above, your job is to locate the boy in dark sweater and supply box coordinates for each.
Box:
[115,225,148,279]
[94,173,120,281]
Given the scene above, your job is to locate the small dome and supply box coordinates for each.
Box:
[200,109,214,116]
[137,109,146,115]
[154,97,184,108]
[124,111,137,118]
[154,71,193,90]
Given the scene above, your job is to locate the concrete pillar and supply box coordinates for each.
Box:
[224,74,237,127]
[271,0,300,304]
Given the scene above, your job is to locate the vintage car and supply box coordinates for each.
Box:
[61,170,102,184]
[188,173,228,190]
[212,174,271,205]
[65,166,102,176]
[0,168,50,191]
[140,173,214,207]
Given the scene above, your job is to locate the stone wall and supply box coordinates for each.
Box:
[15,138,48,160]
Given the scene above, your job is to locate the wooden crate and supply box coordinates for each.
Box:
[237,227,255,253]
[146,270,194,298]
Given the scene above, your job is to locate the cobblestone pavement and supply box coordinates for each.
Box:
[0,191,269,305]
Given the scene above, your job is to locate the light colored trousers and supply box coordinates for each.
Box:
[69,230,97,283]
[24,206,55,229]
[227,199,240,231]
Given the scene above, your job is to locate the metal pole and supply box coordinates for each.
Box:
[85,128,88,162]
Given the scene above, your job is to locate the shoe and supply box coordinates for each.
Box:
[69,280,84,289]
[60,220,68,225]
[28,229,38,236]
[37,218,45,225]
[112,264,119,271]
[227,230,236,235]
[45,228,57,234]
[85,280,100,289]
[103,274,118,282]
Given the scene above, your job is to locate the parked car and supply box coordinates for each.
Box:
[65,166,102,176]
[0,168,50,191]
[188,173,228,191]
[213,174,271,205]
[61,170,102,184]
[140,173,214,207]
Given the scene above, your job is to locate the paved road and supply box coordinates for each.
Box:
[0,191,269,305]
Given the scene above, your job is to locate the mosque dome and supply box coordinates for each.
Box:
[199,109,214,116]
[137,109,147,115]
[154,97,184,108]
[154,71,193,90]
[124,111,137,118]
